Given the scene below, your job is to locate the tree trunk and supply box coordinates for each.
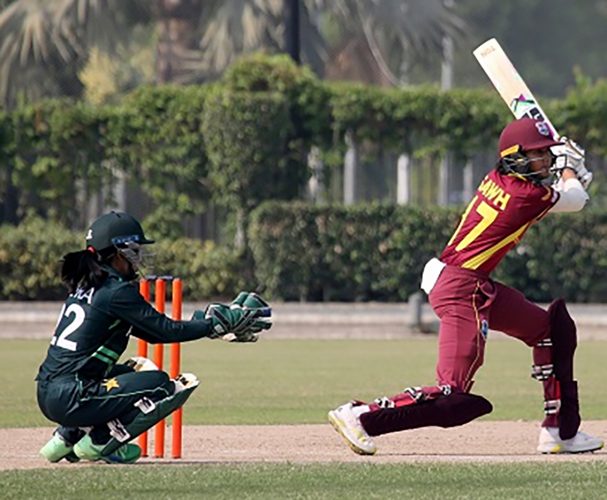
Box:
[284,0,301,64]
[324,36,393,87]
[1,163,18,224]
[234,207,247,252]
[156,0,204,84]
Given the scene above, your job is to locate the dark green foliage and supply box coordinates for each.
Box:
[1,208,605,302]
[202,55,334,248]
[202,89,296,208]
[250,202,607,303]
[105,85,211,237]
[494,211,607,303]
[0,216,80,299]
[2,57,607,235]
[248,202,326,301]
[151,238,249,300]
[1,55,607,302]
[327,84,509,156]
[9,99,109,228]
[0,218,247,301]
[223,53,333,149]
[202,88,298,250]
[249,202,457,301]
[551,75,607,157]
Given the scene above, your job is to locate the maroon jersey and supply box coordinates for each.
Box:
[440,169,559,273]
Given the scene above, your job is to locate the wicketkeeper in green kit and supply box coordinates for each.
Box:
[37,211,272,464]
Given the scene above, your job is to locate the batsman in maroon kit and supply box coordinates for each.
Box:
[329,117,604,455]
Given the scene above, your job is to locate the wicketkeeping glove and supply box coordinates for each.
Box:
[230,291,270,310]
[192,292,272,343]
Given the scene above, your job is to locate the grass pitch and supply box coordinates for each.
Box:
[1,338,605,499]
[1,337,606,427]
[1,462,606,499]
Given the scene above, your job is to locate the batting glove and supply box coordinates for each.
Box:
[553,137,593,189]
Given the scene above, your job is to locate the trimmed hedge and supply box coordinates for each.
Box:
[105,85,211,237]
[2,55,607,237]
[1,207,606,302]
[0,217,248,301]
[249,202,607,303]
[0,217,80,300]
[202,88,298,248]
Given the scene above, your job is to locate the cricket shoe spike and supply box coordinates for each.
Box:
[537,426,604,454]
[328,402,377,456]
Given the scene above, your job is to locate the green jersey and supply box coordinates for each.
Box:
[37,268,212,381]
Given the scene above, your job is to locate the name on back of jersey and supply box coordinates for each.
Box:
[71,287,95,304]
[478,176,511,210]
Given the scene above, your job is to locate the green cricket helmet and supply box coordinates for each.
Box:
[85,211,154,251]
[85,211,155,274]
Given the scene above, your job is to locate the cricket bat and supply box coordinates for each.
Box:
[473,38,593,186]
[473,38,560,141]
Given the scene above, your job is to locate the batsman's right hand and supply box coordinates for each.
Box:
[558,137,593,189]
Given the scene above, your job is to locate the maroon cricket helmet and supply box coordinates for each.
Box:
[498,117,562,157]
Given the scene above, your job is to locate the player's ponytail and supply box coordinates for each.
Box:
[60,246,115,293]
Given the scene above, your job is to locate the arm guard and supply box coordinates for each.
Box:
[550,177,588,213]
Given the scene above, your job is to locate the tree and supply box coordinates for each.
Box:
[453,0,607,97]
[319,0,464,86]
[0,0,151,108]
[0,0,463,108]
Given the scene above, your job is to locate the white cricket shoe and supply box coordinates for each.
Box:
[328,402,377,455]
[537,426,604,454]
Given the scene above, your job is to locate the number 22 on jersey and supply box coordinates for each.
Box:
[50,303,85,351]
[447,195,499,251]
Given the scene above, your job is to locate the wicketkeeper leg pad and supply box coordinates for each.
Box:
[100,374,199,456]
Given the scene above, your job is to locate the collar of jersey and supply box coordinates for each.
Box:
[100,264,126,282]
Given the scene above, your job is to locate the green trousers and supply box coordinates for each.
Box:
[37,364,174,444]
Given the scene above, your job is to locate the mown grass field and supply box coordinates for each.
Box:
[1,337,606,427]
[1,462,606,499]
[1,338,605,499]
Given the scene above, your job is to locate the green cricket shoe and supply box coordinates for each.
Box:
[73,434,142,464]
[39,433,80,463]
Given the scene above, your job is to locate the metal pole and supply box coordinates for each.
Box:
[439,0,455,206]
[344,131,358,205]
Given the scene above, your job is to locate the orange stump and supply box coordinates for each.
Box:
[136,276,183,459]
[137,279,150,456]
[170,278,183,458]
